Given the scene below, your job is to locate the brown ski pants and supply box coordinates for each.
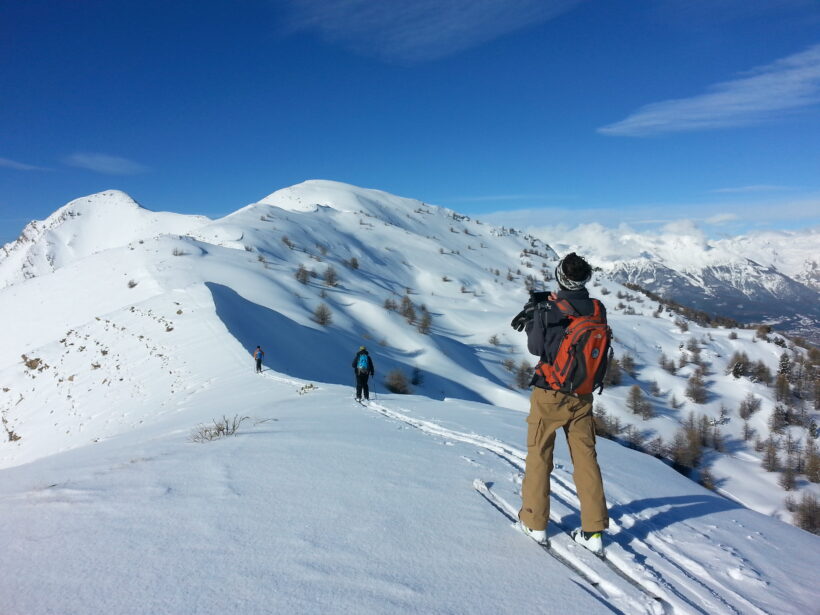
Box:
[519,387,609,533]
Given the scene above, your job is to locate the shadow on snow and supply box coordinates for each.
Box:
[206,282,491,404]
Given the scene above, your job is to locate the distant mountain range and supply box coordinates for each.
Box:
[529,224,819,342]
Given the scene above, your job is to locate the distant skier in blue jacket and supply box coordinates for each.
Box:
[253,346,265,373]
[352,346,375,401]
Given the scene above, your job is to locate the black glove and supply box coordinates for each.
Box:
[510,300,535,332]
[511,291,556,331]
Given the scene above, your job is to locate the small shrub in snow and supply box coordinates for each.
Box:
[753,361,773,385]
[488,334,500,346]
[646,436,664,458]
[128,279,138,288]
[172,247,187,256]
[769,404,789,434]
[384,369,411,394]
[2,413,21,442]
[313,303,332,326]
[626,385,654,419]
[685,370,708,404]
[298,383,318,395]
[603,356,622,386]
[804,439,820,483]
[21,355,42,370]
[756,325,772,340]
[347,257,359,269]
[323,266,338,287]
[514,360,532,389]
[742,419,754,442]
[190,415,250,442]
[762,438,780,472]
[624,424,644,450]
[727,351,750,378]
[686,336,700,353]
[502,358,516,372]
[620,353,637,378]
[399,296,416,324]
[295,265,310,284]
[669,393,683,410]
[778,352,792,378]
[417,308,432,334]
[795,492,820,535]
[738,393,761,419]
[775,374,790,402]
[779,460,797,491]
[699,467,716,491]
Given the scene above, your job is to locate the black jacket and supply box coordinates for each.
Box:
[352,351,375,375]
[526,288,606,389]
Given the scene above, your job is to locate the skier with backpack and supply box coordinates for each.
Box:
[351,346,375,402]
[510,252,612,555]
[253,345,265,374]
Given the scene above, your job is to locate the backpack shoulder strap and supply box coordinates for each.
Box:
[553,298,579,317]
[590,299,604,319]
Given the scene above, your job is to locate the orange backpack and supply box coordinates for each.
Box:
[536,298,613,395]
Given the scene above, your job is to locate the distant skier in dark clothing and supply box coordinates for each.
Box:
[253,346,265,373]
[352,346,375,401]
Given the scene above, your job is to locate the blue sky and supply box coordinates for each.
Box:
[2,0,820,244]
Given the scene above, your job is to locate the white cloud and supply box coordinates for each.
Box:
[710,185,796,194]
[0,157,46,171]
[599,43,820,136]
[281,0,584,63]
[64,153,148,175]
[442,193,574,203]
[475,194,820,235]
[704,213,739,225]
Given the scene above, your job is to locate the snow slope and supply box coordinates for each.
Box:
[1,180,819,614]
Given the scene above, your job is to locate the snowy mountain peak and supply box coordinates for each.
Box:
[0,190,209,289]
[257,179,430,219]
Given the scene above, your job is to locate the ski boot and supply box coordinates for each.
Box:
[570,528,603,556]
[519,522,548,546]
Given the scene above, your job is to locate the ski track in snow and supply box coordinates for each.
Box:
[474,478,666,615]
[363,400,772,615]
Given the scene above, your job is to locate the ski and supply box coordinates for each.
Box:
[474,479,669,615]
[473,480,604,588]
[547,508,669,610]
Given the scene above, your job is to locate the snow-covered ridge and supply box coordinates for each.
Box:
[0,190,209,289]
